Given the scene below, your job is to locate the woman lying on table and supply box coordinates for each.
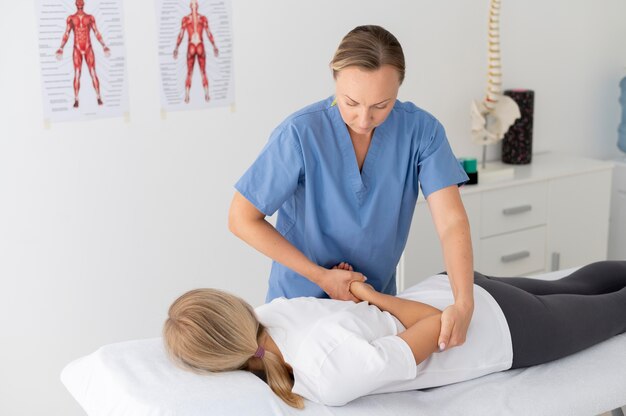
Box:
[163,261,626,408]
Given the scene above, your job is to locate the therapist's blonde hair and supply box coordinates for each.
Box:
[163,289,304,409]
[331,25,405,84]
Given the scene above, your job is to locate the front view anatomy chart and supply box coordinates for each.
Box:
[55,0,110,108]
[36,0,129,122]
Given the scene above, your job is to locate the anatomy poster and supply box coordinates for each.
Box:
[35,0,129,122]
[155,0,234,112]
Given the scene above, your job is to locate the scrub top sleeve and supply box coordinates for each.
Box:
[314,335,416,406]
[234,125,305,216]
[417,120,469,199]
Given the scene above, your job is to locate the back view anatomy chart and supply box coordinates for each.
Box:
[173,0,219,103]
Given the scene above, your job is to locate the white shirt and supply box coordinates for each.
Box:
[255,274,513,406]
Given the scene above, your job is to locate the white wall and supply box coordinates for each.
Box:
[1,1,625,414]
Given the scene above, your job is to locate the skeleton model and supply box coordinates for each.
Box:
[471,0,520,166]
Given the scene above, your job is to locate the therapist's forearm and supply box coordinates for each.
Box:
[440,219,474,306]
[230,217,325,285]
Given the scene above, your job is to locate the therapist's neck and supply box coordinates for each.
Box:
[348,126,374,142]
[246,331,292,373]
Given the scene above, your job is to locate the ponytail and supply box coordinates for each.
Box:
[257,327,304,409]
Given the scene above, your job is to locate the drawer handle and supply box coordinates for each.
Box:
[502,205,532,215]
[501,250,530,263]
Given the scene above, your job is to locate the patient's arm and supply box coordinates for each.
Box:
[350,281,442,328]
[397,314,442,364]
[350,281,442,363]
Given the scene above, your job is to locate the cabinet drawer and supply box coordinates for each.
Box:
[481,181,548,238]
[480,226,546,276]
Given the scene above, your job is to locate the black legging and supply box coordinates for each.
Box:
[445,261,626,369]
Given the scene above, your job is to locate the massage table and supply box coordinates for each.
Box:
[61,268,626,416]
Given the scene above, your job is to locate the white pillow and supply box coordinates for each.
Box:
[61,338,297,416]
[61,333,626,416]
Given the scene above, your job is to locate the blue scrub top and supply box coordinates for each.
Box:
[235,96,468,302]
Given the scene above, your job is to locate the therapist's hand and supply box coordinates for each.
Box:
[437,302,474,351]
[317,263,366,301]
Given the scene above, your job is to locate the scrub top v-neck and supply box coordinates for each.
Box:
[235,96,468,301]
[337,109,382,197]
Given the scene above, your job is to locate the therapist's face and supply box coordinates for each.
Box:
[335,65,400,137]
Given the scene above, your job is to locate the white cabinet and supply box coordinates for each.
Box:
[479,181,548,238]
[547,170,612,270]
[480,226,547,277]
[399,153,613,291]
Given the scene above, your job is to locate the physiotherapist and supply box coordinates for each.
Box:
[229,25,474,351]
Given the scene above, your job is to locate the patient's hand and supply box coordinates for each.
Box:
[333,262,376,301]
[320,262,366,302]
[349,281,377,302]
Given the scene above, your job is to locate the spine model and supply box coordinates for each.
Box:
[470,0,519,148]
[484,0,502,111]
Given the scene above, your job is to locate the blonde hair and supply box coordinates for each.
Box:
[330,25,405,84]
[163,289,304,409]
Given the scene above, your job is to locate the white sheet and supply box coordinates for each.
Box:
[61,268,626,416]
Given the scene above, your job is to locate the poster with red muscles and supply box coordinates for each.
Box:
[155,0,234,112]
[35,0,129,122]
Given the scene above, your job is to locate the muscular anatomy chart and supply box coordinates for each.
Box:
[156,0,233,111]
[56,0,110,108]
[36,0,129,122]
[174,0,219,103]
